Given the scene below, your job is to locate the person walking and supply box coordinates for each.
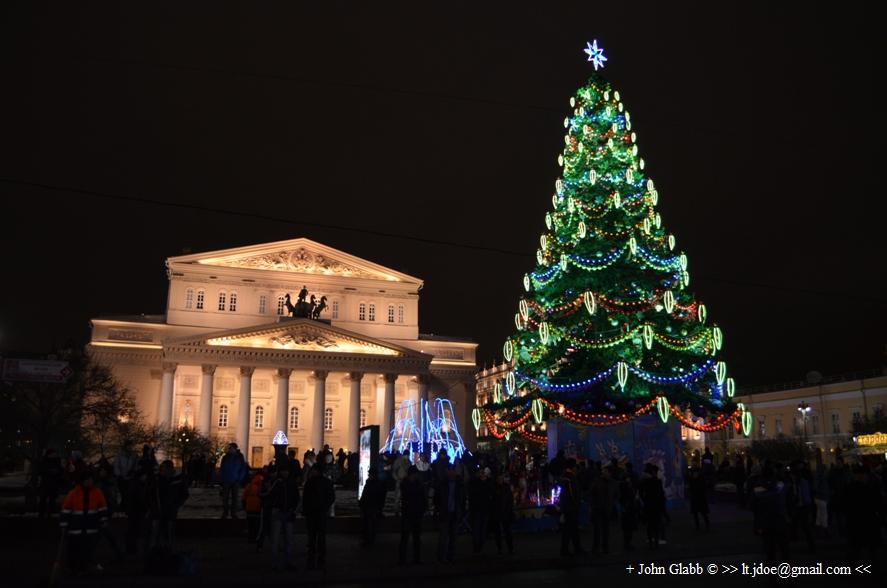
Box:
[302,463,335,570]
[359,467,385,546]
[490,472,515,555]
[559,459,585,557]
[265,463,300,571]
[638,463,665,549]
[468,467,494,553]
[59,469,109,576]
[398,465,426,564]
[219,443,246,519]
[688,466,710,531]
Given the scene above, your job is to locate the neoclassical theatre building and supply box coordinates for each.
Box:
[88,238,478,466]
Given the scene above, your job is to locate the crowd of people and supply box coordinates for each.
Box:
[28,441,887,578]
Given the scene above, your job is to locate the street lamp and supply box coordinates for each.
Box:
[797,401,812,442]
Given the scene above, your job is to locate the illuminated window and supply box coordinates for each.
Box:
[831,412,840,434]
[324,408,333,431]
[218,292,227,311]
[185,288,194,309]
[358,303,366,321]
[360,408,367,427]
[775,417,782,435]
[229,292,237,312]
[196,289,205,310]
[387,304,395,323]
[289,407,300,430]
[368,303,376,322]
[259,294,267,315]
[331,300,339,319]
[277,295,286,316]
[397,304,404,324]
[254,405,264,429]
[218,404,229,428]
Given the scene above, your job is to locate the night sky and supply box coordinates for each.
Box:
[1,2,884,388]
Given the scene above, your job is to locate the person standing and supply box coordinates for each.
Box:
[590,465,617,554]
[750,464,790,563]
[59,469,108,576]
[147,460,188,553]
[618,468,639,551]
[113,441,138,511]
[302,463,335,570]
[398,465,426,564]
[265,463,300,571]
[219,443,246,519]
[435,466,463,563]
[359,467,385,546]
[37,448,63,517]
[243,468,266,544]
[688,466,710,531]
[638,463,666,549]
[559,459,585,557]
[468,467,494,553]
[490,472,515,555]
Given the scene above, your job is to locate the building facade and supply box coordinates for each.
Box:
[88,238,477,466]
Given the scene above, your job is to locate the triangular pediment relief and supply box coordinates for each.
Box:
[169,319,425,358]
[168,238,421,284]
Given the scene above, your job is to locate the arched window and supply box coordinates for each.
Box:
[289,406,300,430]
[277,295,286,316]
[228,292,237,312]
[331,300,339,319]
[387,304,395,323]
[397,304,405,323]
[218,404,229,428]
[185,288,194,309]
[218,291,227,311]
[254,405,264,429]
[358,302,366,321]
[324,408,333,431]
[360,408,367,428]
[368,303,376,322]
[258,294,267,315]
[196,289,205,310]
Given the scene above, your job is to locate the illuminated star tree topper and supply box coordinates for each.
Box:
[584,39,607,71]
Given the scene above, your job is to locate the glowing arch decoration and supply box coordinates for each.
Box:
[383,398,467,464]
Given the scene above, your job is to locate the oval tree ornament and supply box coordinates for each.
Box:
[712,326,723,350]
[539,322,550,345]
[514,313,523,330]
[680,254,688,271]
[663,290,675,314]
[656,396,670,423]
[471,408,481,432]
[629,236,638,256]
[654,212,661,228]
[519,299,529,322]
[589,169,598,185]
[523,274,531,292]
[493,381,502,403]
[726,377,736,398]
[642,324,653,350]
[577,221,587,239]
[698,304,707,323]
[613,192,621,209]
[560,253,568,270]
[532,398,544,424]
[505,372,515,396]
[503,340,514,362]
[545,213,552,230]
[540,234,548,250]
[617,361,629,390]
[536,250,545,265]
[716,361,727,386]
[668,235,676,250]
[583,291,596,315]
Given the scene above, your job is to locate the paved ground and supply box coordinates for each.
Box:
[2,496,884,587]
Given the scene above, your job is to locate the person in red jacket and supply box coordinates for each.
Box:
[60,469,108,575]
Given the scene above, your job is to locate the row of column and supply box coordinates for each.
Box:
[157,363,430,452]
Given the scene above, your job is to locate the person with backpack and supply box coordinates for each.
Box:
[302,463,335,570]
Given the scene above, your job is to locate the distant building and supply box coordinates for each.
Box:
[88,238,477,466]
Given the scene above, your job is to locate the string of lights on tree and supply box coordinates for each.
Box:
[473,40,750,443]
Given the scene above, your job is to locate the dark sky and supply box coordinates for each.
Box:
[1,2,884,387]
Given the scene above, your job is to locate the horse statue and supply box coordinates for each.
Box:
[312,296,328,319]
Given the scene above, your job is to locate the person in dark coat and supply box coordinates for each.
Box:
[638,463,666,549]
[219,443,246,519]
[37,448,64,517]
[147,460,188,552]
[490,472,515,554]
[590,465,617,554]
[750,464,790,563]
[265,463,300,571]
[398,465,426,564]
[844,465,883,566]
[618,469,639,550]
[359,467,386,546]
[302,463,335,570]
[688,466,710,530]
[434,466,464,563]
[559,459,585,556]
[468,467,495,553]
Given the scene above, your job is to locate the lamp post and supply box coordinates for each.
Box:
[272,430,289,464]
[797,401,811,443]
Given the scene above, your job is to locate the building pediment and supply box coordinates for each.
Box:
[167,238,422,285]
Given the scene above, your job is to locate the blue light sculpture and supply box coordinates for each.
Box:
[382,397,466,463]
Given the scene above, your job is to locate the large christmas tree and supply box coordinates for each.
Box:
[478,42,751,443]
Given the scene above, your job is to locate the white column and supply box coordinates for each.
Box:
[276,368,292,434]
[198,364,216,435]
[236,366,254,453]
[158,362,177,430]
[381,373,397,440]
[347,372,364,453]
[311,370,329,452]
